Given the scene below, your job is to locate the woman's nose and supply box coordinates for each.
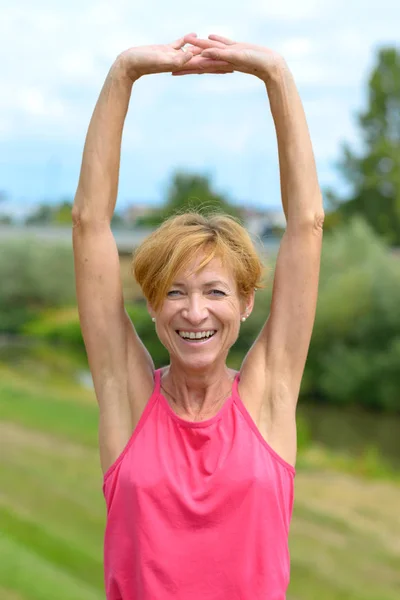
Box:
[183,295,208,323]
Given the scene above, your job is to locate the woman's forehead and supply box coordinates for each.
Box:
[175,256,234,285]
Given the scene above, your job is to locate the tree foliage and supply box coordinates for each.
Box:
[136,170,243,226]
[325,46,400,245]
[0,237,76,333]
[2,214,400,411]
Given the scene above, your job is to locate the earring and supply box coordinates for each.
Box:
[152,317,156,322]
[241,316,246,322]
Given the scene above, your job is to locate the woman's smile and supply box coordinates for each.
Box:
[175,329,218,345]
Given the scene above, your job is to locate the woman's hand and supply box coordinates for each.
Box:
[117,34,234,80]
[173,34,285,82]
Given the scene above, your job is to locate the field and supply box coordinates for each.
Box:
[1,360,399,600]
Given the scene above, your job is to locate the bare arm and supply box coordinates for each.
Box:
[254,63,324,407]
[264,62,324,225]
[240,61,325,417]
[72,58,136,223]
[71,59,153,476]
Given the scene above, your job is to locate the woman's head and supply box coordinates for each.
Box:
[132,210,267,369]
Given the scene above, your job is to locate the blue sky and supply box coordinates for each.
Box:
[1,0,399,221]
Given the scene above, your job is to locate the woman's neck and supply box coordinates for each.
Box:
[160,365,236,420]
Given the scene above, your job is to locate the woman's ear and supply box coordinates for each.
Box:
[241,289,255,318]
[147,301,155,321]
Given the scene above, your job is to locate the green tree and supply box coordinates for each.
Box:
[0,214,13,224]
[25,203,54,225]
[54,199,74,224]
[325,46,400,245]
[54,198,125,227]
[136,170,243,226]
[0,237,76,333]
[25,199,75,226]
[0,191,13,224]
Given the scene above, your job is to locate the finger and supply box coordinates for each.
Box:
[173,58,233,71]
[172,70,202,76]
[195,58,233,68]
[172,68,234,75]
[171,33,197,49]
[172,71,232,76]
[185,44,202,56]
[208,34,235,45]
[184,34,226,49]
[181,51,194,66]
[201,49,230,61]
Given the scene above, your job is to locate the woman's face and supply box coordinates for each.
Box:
[150,254,252,371]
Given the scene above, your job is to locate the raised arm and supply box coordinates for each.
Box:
[260,61,324,404]
[71,60,134,224]
[71,58,151,477]
[264,61,323,225]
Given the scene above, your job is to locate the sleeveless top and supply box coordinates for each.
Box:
[103,368,296,600]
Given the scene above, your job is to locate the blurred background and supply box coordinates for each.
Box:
[1,1,399,599]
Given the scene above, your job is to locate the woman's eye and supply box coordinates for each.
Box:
[167,289,226,297]
[167,290,182,296]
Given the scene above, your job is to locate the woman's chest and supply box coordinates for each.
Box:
[119,417,278,502]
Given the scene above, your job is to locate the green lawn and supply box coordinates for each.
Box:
[1,361,399,600]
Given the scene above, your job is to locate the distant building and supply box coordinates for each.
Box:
[122,202,286,239]
[241,206,286,239]
[123,203,158,225]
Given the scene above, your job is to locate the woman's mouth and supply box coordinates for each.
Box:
[175,330,217,345]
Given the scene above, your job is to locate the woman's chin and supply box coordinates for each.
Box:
[172,350,222,370]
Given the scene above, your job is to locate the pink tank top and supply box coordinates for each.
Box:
[103,368,295,600]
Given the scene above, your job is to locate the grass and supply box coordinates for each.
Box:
[1,360,399,600]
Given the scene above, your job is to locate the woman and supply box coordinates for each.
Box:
[72,32,324,600]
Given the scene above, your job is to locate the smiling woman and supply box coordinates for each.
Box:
[131,210,267,381]
[72,31,324,600]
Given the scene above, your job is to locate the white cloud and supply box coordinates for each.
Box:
[0,0,399,207]
[276,37,315,60]
[0,118,11,135]
[198,121,255,153]
[59,52,100,83]
[194,72,260,94]
[17,88,47,116]
[254,0,325,20]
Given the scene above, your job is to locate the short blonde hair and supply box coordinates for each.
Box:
[132,211,267,312]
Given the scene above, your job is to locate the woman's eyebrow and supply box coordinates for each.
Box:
[204,280,229,287]
[171,280,228,287]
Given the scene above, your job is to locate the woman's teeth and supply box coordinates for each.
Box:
[177,330,216,341]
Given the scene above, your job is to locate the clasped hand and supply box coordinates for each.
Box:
[118,33,284,83]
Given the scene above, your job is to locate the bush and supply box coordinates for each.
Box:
[22,302,171,369]
[0,236,76,333]
[307,216,400,411]
[6,215,400,412]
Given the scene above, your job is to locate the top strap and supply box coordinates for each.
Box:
[154,368,163,396]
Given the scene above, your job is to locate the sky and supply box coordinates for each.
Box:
[1,0,399,221]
